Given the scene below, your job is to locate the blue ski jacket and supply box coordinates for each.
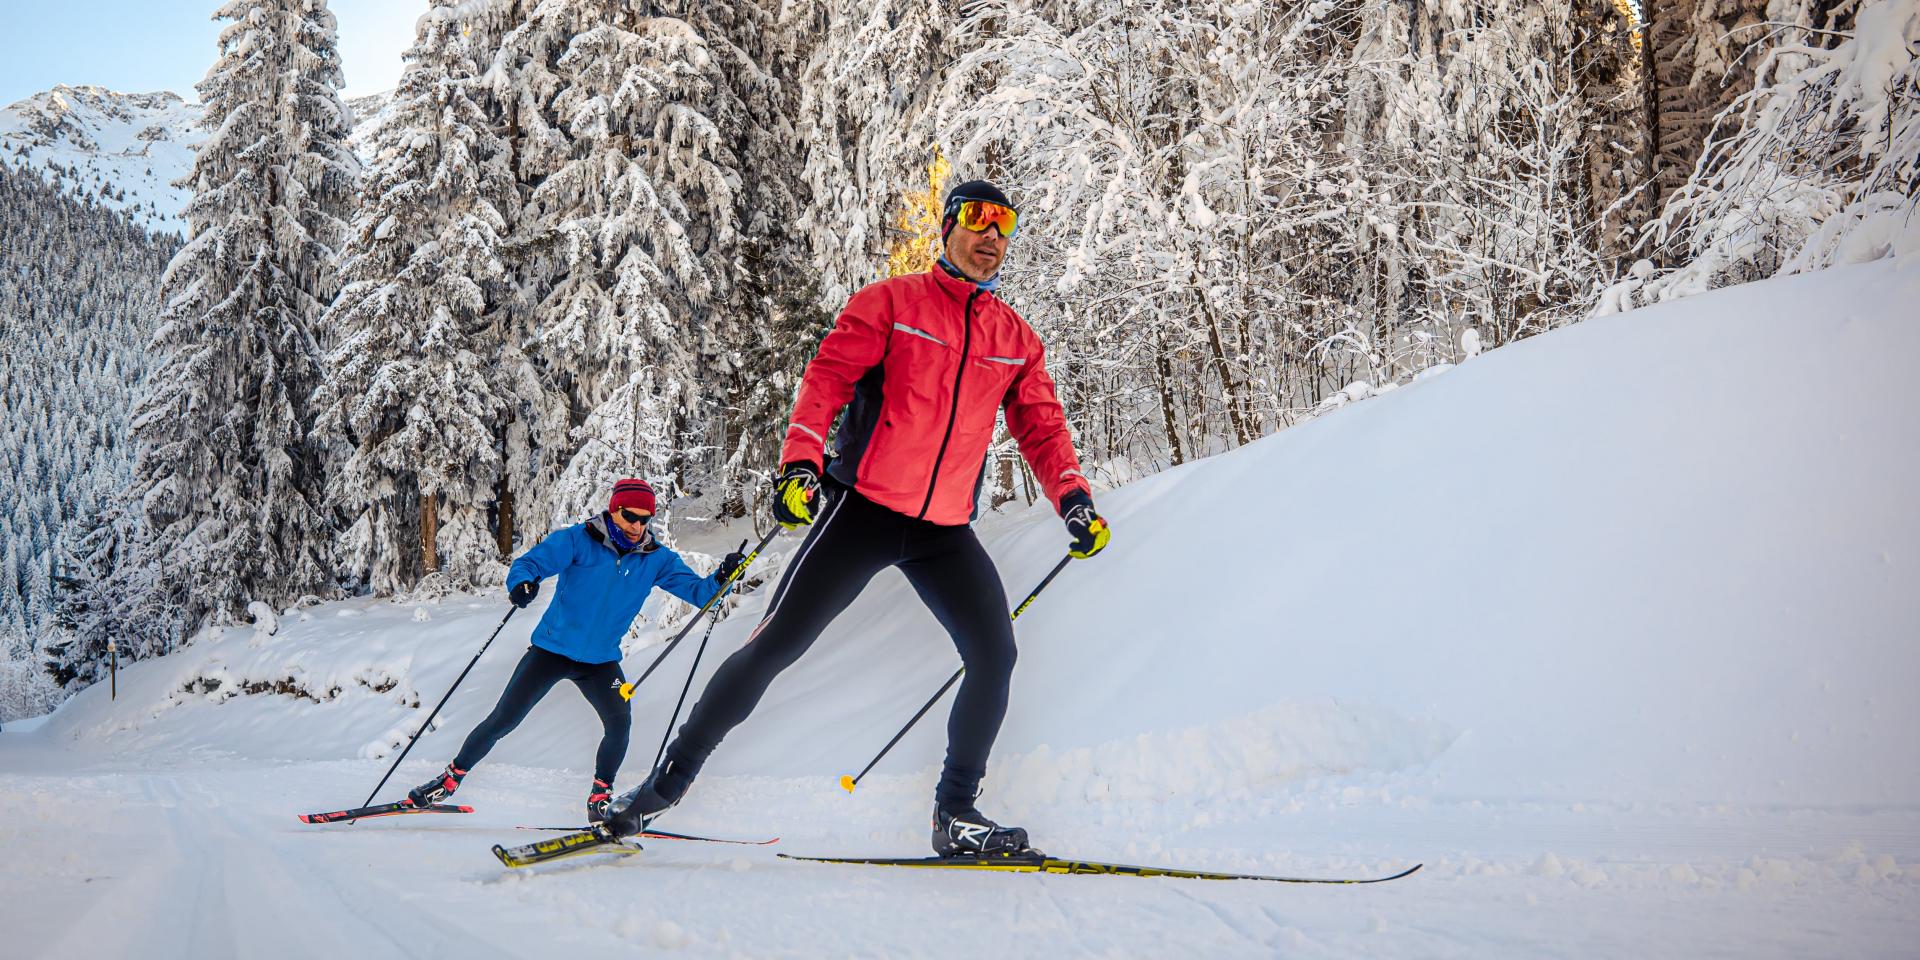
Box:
[506,515,723,664]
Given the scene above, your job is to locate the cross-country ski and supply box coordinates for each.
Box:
[296,801,473,824]
[5,3,1918,957]
[515,825,779,846]
[777,853,1424,885]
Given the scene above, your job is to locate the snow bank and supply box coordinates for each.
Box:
[37,257,1920,813]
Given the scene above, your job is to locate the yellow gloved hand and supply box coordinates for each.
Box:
[1061,492,1110,559]
[772,462,821,530]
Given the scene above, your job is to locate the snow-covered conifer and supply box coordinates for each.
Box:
[124,0,356,638]
[314,0,517,594]
[492,1,745,532]
[0,161,175,717]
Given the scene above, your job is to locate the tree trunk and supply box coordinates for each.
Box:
[495,474,514,559]
[1154,336,1186,466]
[1198,294,1253,448]
[419,486,439,575]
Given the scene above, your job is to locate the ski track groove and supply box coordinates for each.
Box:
[1027,873,1084,950]
[174,772,522,959]
[1168,883,1274,952]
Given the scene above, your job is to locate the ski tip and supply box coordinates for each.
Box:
[838,774,855,793]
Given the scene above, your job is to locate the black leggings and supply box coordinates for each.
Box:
[453,645,630,784]
[668,484,1017,806]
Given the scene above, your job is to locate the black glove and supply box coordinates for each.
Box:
[771,462,822,528]
[713,540,748,583]
[509,580,540,609]
[1060,491,1110,559]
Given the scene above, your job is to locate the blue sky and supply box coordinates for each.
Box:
[1,1,427,107]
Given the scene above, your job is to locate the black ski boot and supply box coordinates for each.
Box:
[604,758,696,837]
[586,779,614,825]
[404,763,466,808]
[932,803,1036,858]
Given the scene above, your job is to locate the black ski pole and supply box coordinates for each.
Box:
[357,605,516,815]
[618,528,779,701]
[649,590,728,772]
[839,554,1073,793]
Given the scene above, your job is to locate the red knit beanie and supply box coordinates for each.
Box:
[608,478,656,515]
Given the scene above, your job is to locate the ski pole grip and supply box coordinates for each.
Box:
[615,528,779,703]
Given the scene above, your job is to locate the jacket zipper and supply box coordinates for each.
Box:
[918,288,981,520]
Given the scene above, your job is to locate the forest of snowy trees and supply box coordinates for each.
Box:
[1,0,1913,718]
[0,163,181,716]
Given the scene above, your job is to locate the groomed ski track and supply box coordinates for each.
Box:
[4,258,1918,957]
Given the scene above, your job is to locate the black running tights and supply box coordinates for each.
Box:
[454,645,630,784]
[667,486,1017,807]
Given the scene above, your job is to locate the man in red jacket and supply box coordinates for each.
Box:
[608,181,1110,857]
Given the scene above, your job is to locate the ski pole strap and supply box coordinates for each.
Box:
[840,554,1072,793]
[619,527,780,701]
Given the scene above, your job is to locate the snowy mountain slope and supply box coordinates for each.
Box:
[5,257,1918,958]
[0,86,203,235]
[0,85,391,236]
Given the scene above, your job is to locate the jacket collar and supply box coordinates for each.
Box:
[585,513,658,555]
[927,264,995,304]
[937,256,1000,293]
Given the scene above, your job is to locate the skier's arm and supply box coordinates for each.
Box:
[779,286,891,470]
[655,551,722,609]
[507,528,578,590]
[1002,339,1093,514]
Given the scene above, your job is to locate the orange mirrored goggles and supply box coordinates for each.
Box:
[953,200,1019,238]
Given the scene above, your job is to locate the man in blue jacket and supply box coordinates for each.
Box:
[402,478,744,822]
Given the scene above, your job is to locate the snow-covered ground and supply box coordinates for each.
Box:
[4,257,1918,957]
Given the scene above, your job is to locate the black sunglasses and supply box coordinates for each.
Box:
[618,508,652,525]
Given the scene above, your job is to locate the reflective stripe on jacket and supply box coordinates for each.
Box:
[779,268,1091,525]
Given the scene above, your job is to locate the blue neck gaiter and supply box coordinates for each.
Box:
[938,256,999,294]
[605,514,639,553]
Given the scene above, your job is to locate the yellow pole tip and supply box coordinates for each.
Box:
[618,683,635,701]
[839,775,856,793]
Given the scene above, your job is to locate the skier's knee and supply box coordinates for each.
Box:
[963,634,1017,679]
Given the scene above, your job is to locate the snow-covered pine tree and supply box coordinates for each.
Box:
[122,0,356,643]
[1573,0,1655,262]
[786,0,956,305]
[684,0,829,521]
[491,1,742,531]
[314,0,516,595]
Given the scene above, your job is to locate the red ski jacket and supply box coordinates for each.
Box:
[779,268,1091,525]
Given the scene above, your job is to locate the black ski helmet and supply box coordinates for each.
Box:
[942,180,1016,241]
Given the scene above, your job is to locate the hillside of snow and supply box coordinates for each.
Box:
[4,257,1917,957]
[0,86,203,235]
[1,85,391,237]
